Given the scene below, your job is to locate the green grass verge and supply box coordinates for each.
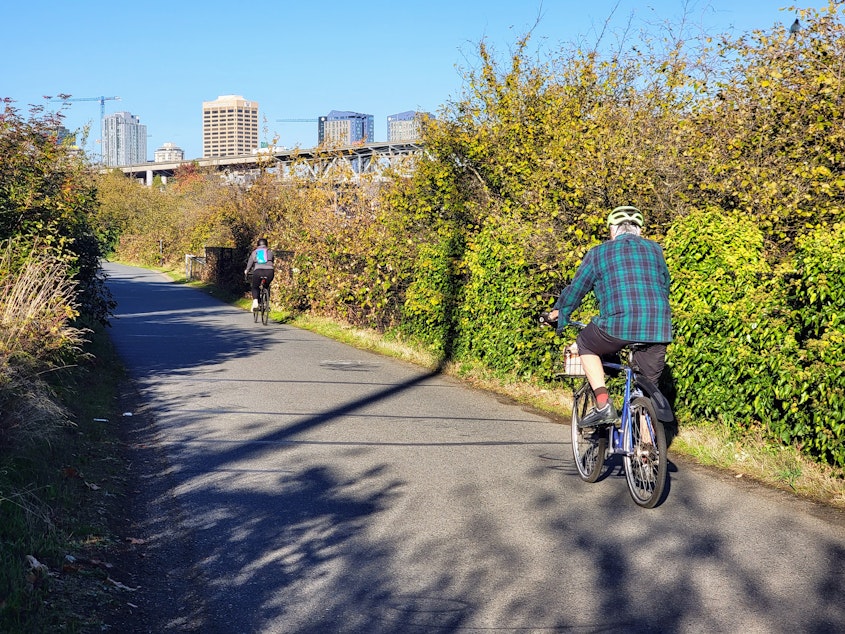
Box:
[0,322,129,633]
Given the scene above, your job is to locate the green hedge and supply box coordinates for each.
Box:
[664,208,844,467]
[784,224,845,465]
[271,200,845,468]
[454,215,553,379]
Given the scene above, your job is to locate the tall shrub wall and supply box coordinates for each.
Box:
[664,208,793,426]
[784,224,845,466]
[664,208,845,468]
[454,215,559,379]
[401,229,465,357]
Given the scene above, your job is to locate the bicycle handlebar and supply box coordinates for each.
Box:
[538,312,587,330]
[538,312,557,327]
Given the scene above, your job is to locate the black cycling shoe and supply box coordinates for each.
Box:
[578,403,618,428]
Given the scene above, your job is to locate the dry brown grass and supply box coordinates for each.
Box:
[0,241,88,446]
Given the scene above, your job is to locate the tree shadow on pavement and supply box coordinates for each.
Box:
[104,264,845,634]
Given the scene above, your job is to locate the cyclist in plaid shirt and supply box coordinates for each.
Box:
[547,206,672,428]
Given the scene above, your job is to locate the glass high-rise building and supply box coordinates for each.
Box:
[202,95,259,158]
[102,112,147,166]
[387,111,430,142]
[318,110,374,146]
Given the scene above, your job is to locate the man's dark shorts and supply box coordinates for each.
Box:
[575,322,667,386]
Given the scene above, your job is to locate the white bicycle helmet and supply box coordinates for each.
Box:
[607,206,644,227]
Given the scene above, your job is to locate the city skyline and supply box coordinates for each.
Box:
[4,1,824,161]
[153,105,426,162]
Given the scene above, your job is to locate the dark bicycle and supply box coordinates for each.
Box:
[253,276,270,325]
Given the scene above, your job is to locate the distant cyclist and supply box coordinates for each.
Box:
[545,206,672,427]
[244,238,275,311]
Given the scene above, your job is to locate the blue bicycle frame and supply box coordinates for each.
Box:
[565,319,670,507]
[600,357,652,457]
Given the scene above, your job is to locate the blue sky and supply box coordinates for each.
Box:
[2,1,826,161]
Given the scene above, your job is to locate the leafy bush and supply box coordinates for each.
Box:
[664,208,845,468]
[664,207,789,425]
[782,224,845,466]
[401,229,465,357]
[455,214,556,378]
[0,100,111,325]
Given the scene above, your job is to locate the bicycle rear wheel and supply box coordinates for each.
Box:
[570,381,607,482]
[623,396,668,508]
[260,288,270,325]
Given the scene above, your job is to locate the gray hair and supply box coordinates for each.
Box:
[610,222,642,239]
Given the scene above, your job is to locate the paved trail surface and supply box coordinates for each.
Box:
[104,262,845,633]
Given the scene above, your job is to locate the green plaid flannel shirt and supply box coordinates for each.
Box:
[553,234,672,342]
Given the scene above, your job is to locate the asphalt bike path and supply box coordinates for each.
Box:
[103,262,845,633]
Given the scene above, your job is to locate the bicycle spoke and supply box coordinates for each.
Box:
[570,383,606,482]
[624,396,668,508]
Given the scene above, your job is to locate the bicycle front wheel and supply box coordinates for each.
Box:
[570,381,607,482]
[623,396,668,508]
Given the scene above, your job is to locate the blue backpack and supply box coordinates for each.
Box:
[255,248,269,264]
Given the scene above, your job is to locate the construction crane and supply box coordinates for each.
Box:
[50,95,121,121]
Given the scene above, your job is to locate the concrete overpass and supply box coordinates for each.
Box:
[110,141,424,185]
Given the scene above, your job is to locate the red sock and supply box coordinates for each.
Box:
[594,387,609,407]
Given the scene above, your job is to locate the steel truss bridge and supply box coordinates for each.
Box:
[111,141,424,185]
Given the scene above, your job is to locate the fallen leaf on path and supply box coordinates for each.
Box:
[26,555,48,573]
[107,577,139,591]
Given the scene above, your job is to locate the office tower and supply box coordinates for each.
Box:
[387,111,430,142]
[318,110,374,146]
[202,95,259,158]
[154,142,185,162]
[102,112,147,166]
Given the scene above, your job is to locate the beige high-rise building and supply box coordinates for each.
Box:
[202,95,259,158]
